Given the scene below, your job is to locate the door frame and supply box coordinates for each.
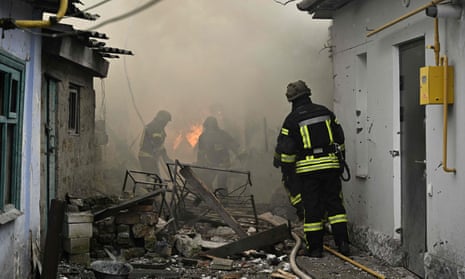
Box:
[397,37,427,277]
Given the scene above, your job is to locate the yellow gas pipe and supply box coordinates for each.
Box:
[430,17,440,67]
[324,245,386,279]
[441,55,456,173]
[366,0,447,37]
[367,1,456,173]
[1,0,68,28]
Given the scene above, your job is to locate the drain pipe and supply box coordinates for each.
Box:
[0,0,68,29]
[441,55,456,173]
[428,17,441,67]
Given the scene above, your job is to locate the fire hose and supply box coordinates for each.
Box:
[289,231,315,279]
[261,213,385,279]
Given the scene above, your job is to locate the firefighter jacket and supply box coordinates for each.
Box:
[197,128,239,167]
[139,119,168,159]
[197,128,239,170]
[274,97,345,175]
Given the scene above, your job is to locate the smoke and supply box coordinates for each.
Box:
[69,0,332,202]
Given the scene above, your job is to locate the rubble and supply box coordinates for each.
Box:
[52,163,420,279]
[54,163,300,279]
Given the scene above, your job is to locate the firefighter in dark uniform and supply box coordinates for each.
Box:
[138,110,172,175]
[273,80,350,257]
[197,116,239,194]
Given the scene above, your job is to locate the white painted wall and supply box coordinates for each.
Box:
[0,1,42,278]
[330,0,465,270]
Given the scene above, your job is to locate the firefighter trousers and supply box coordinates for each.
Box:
[299,170,349,252]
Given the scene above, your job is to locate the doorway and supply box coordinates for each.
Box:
[399,38,426,277]
[41,77,58,244]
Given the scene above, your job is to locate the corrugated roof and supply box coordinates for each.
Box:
[297,0,354,19]
[43,23,134,59]
[30,1,134,59]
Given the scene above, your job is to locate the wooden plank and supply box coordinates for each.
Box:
[41,199,66,279]
[179,166,247,238]
[204,223,290,258]
[94,188,165,221]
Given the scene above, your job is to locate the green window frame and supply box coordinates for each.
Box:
[0,52,25,211]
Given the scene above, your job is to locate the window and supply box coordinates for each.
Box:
[68,85,80,134]
[0,52,24,210]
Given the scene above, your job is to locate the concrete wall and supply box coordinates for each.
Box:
[42,55,98,199]
[0,1,41,278]
[329,0,465,276]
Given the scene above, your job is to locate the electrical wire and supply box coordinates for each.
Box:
[81,0,113,12]
[121,0,146,154]
[10,0,162,39]
[273,0,298,5]
[123,51,145,128]
[99,78,106,121]
[88,0,163,30]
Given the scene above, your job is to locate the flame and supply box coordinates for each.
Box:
[186,124,203,147]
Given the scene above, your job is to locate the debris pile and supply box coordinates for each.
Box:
[56,163,301,279]
[58,194,298,279]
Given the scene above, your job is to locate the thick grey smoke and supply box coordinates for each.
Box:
[68,0,332,202]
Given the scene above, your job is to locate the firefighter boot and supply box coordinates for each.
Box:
[332,222,351,256]
[338,241,351,257]
[305,230,324,258]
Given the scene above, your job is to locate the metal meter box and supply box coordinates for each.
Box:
[419,66,454,105]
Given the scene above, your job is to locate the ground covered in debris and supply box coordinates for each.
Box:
[57,237,421,279]
[58,243,421,279]
[58,213,421,279]
[296,241,420,279]
[56,165,421,279]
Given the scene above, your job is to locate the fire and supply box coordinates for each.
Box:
[171,124,203,151]
[186,124,203,147]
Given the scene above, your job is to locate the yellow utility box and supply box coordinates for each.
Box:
[419,66,454,105]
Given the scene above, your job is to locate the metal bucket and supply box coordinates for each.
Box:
[90,260,133,279]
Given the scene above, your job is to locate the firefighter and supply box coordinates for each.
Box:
[273,80,350,257]
[197,116,239,194]
[138,110,172,176]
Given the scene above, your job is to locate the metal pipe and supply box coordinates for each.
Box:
[441,56,456,173]
[323,245,386,279]
[366,0,448,37]
[11,0,68,28]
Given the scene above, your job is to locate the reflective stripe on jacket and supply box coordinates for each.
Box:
[274,98,345,175]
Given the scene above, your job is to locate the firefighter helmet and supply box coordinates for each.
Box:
[155,110,172,122]
[203,116,219,130]
[286,80,311,102]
